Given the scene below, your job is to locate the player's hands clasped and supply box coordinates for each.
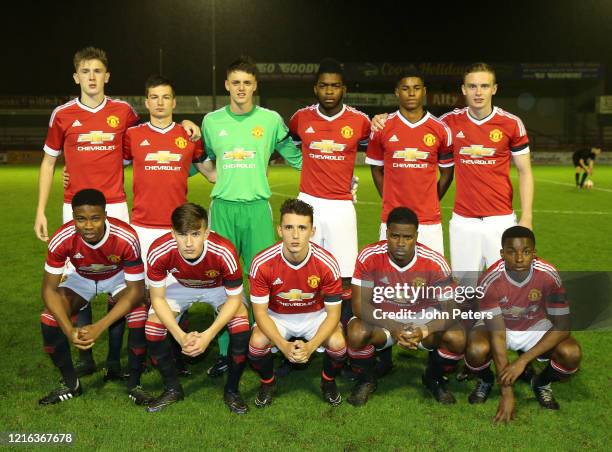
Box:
[498,359,527,386]
[181,330,213,357]
[70,327,95,350]
[290,340,315,363]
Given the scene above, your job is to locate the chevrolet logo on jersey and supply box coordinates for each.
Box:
[79,263,117,272]
[392,148,429,161]
[77,131,115,144]
[309,140,346,154]
[277,289,315,301]
[145,151,181,164]
[459,145,496,158]
[223,148,256,161]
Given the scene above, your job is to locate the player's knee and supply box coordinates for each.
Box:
[249,326,270,349]
[556,338,582,368]
[326,327,347,351]
[441,326,466,354]
[347,318,371,348]
[465,336,490,364]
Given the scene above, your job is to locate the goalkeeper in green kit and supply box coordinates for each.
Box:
[201,56,302,376]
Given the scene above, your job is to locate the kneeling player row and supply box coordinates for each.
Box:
[39,189,580,422]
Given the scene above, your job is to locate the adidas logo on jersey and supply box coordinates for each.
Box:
[219,129,228,137]
[71,119,82,127]
[73,252,84,259]
[389,135,399,142]
[140,139,150,146]
[380,276,390,284]
[273,277,283,285]
[305,126,315,134]
[169,267,179,273]
[456,131,465,138]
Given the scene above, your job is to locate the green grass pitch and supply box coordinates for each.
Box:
[0,164,610,450]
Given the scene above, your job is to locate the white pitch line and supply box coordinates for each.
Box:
[511,176,612,193]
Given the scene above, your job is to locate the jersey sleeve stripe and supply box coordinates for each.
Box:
[147,240,177,267]
[249,244,282,277]
[226,285,243,296]
[533,261,562,286]
[479,267,504,292]
[357,246,387,264]
[511,145,530,156]
[312,248,341,280]
[48,99,77,127]
[44,263,65,274]
[148,279,166,288]
[208,242,239,274]
[43,144,61,156]
[416,247,451,274]
[48,227,76,252]
[499,110,527,136]
[125,272,145,281]
[250,294,270,304]
[351,277,374,288]
[365,157,384,166]
[546,307,570,316]
[110,226,141,258]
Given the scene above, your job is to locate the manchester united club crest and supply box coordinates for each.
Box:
[251,126,264,138]
[307,275,321,289]
[340,126,353,139]
[175,137,188,149]
[204,269,220,278]
[528,289,542,302]
[107,254,121,264]
[489,128,503,143]
[423,133,436,146]
[412,277,426,287]
[106,115,120,128]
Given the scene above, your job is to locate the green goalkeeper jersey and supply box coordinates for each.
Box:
[202,105,302,202]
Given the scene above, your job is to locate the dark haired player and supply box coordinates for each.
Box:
[573,146,601,188]
[201,56,302,377]
[347,207,465,406]
[366,72,454,255]
[39,189,149,405]
[464,226,581,422]
[289,58,371,330]
[248,199,347,407]
[144,203,250,414]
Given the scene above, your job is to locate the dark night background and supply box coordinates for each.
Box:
[3,0,612,96]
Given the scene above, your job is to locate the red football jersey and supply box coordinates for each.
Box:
[478,258,569,331]
[123,122,205,228]
[439,107,529,217]
[45,217,144,281]
[352,241,454,314]
[366,111,453,224]
[249,242,343,314]
[44,97,140,204]
[147,231,242,294]
[289,104,370,200]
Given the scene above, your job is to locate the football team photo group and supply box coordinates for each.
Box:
[32,46,584,427]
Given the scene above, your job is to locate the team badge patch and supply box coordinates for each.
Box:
[423,133,436,146]
[340,126,353,139]
[307,275,321,289]
[107,255,121,264]
[106,115,120,128]
[175,137,188,149]
[204,269,220,278]
[528,289,542,302]
[251,126,264,138]
[489,129,503,143]
[412,277,426,288]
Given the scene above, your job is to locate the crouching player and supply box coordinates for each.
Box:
[465,226,581,422]
[346,207,465,406]
[248,199,347,407]
[144,203,250,414]
[39,189,148,405]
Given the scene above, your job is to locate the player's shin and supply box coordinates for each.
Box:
[534,360,578,387]
[41,312,78,389]
[348,345,376,383]
[145,320,180,391]
[76,304,95,367]
[323,346,347,381]
[126,306,147,389]
[106,295,126,366]
[225,317,250,393]
[426,348,463,381]
[248,344,275,382]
